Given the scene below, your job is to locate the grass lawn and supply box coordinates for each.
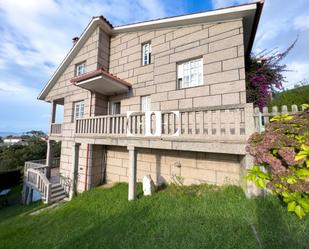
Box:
[0,183,308,249]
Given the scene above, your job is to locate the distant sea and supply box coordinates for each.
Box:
[0,132,23,137]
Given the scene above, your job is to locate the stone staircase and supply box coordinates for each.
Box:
[43,183,67,203]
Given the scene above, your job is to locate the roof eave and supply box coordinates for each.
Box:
[245,1,264,59]
[37,17,113,101]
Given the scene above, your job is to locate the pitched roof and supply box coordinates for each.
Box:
[71,68,131,88]
[38,1,264,101]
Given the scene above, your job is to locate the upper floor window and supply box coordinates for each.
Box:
[75,62,86,76]
[177,58,203,89]
[111,101,121,115]
[142,42,151,66]
[141,95,151,112]
[74,101,85,119]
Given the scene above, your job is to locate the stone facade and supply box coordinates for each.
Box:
[45,27,110,192]
[105,146,241,186]
[108,19,245,112]
[44,17,249,193]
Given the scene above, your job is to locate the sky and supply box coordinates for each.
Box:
[0,0,308,133]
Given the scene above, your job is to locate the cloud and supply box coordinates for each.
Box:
[293,13,309,31]
[284,61,309,88]
[254,0,309,88]
[212,0,309,88]
[211,0,253,9]
[0,80,38,102]
[0,0,168,132]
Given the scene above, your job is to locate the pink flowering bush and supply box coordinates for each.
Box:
[246,40,297,110]
[246,105,309,218]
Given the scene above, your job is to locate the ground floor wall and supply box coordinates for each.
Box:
[58,142,243,194]
[105,146,242,186]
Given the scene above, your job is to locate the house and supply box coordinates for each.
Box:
[23,1,264,204]
[3,137,27,145]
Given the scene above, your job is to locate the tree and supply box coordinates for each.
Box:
[270,84,309,109]
[26,130,46,137]
[0,136,61,171]
[0,136,3,143]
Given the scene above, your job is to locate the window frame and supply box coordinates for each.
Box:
[110,101,121,115]
[73,100,85,120]
[177,57,204,89]
[141,95,151,112]
[142,42,151,66]
[75,61,86,76]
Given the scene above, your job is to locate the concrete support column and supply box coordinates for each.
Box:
[242,103,262,197]
[46,140,53,179]
[240,154,262,198]
[86,144,94,191]
[69,143,80,200]
[49,101,57,135]
[50,101,57,124]
[128,145,137,201]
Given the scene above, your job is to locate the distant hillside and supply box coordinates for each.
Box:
[0,132,22,138]
[270,85,309,109]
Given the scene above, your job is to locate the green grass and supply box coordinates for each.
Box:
[0,183,308,249]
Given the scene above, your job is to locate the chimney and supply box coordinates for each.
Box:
[72,37,79,45]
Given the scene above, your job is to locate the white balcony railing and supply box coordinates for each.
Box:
[50,123,62,135]
[75,104,252,141]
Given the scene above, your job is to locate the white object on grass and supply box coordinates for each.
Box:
[142,175,155,196]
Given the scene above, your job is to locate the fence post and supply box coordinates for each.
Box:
[45,183,51,204]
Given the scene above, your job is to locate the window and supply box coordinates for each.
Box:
[74,101,85,119]
[177,58,203,89]
[111,102,121,115]
[75,62,86,76]
[142,42,151,65]
[141,95,151,112]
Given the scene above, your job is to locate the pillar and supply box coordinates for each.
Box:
[49,100,57,135]
[69,143,80,200]
[86,144,94,191]
[50,100,57,124]
[128,145,137,201]
[46,140,53,179]
[242,103,262,197]
[240,154,262,198]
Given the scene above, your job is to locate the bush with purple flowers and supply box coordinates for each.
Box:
[246,40,297,110]
[246,104,309,218]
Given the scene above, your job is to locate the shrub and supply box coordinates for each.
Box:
[246,39,297,110]
[246,105,309,218]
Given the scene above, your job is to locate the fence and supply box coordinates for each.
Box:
[253,104,306,132]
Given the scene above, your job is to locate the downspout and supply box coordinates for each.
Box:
[84,90,94,191]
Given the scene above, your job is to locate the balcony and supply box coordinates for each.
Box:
[50,123,62,136]
[74,104,253,155]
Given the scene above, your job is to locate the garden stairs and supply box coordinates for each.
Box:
[23,158,67,205]
[44,183,66,203]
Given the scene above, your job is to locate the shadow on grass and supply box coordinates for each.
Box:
[255,195,308,249]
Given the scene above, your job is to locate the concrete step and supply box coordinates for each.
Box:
[51,185,64,193]
[51,190,66,199]
[49,183,67,203]
[51,183,62,189]
[50,194,66,203]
